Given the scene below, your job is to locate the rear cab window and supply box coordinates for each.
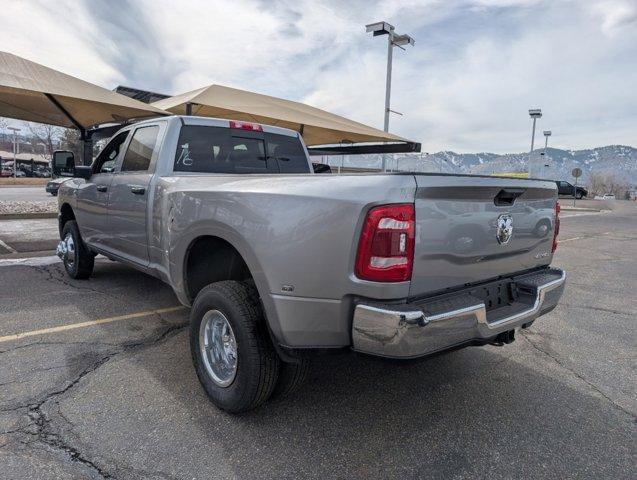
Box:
[173,125,310,174]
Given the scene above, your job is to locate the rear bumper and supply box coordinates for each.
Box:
[352,268,566,359]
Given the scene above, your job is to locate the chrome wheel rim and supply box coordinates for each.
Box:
[199,310,238,387]
[62,233,76,269]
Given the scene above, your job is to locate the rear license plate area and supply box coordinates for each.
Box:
[470,280,519,312]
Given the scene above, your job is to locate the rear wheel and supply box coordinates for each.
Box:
[271,358,310,400]
[190,281,279,413]
[59,220,94,279]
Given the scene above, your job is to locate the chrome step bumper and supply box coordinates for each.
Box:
[352,268,566,359]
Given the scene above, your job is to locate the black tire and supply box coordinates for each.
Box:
[60,220,94,279]
[271,358,310,400]
[190,281,279,413]
[576,192,583,200]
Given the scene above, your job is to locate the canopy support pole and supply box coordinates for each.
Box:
[186,103,193,115]
[44,93,92,165]
[299,124,305,136]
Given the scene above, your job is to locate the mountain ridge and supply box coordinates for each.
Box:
[325,145,637,184]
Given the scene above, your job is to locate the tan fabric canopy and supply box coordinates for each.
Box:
[0,51,167,130]
[153,84,410,146]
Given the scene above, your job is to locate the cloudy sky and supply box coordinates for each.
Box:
[1,0,636,152]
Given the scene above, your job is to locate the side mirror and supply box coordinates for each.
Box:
[52,150,76,177]
[312,162,332,174]
[73,166,93,180]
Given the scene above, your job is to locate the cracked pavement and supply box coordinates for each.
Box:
[0,203,635,479]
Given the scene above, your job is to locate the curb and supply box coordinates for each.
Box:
[0,212,57,220]
[560,207,600,213]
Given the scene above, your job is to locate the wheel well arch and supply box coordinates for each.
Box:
[183,235,254,301]
[58,203,76,238]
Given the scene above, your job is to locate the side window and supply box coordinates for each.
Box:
[265,133,310,173]
[121,126,160,172]
[94,131,130,174]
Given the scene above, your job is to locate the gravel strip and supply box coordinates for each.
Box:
[0,200,57,215]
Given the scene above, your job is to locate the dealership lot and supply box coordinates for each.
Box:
[0,204,635,479]
[0,186,51,203]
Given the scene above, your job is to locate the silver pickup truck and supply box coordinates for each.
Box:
[55,115,565,412]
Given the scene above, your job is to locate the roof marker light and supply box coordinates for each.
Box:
[229,120,263,132]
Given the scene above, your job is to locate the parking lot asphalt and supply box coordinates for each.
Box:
[0,204,635,479]
[0,186,51,202]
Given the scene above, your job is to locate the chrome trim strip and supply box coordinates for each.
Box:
[353,304,426,326]
[424,304,485,324]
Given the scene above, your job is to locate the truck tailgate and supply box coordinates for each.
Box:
[410,175,557,297]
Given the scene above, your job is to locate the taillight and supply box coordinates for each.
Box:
[552,201,561,253]
[229,120,263,132]
[355,204,415,282]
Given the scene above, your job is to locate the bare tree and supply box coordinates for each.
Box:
[26,122,62,161]
[588,173,606,195]
[0,117,8,148]
[588,172,630,198]
[60,127,82,160]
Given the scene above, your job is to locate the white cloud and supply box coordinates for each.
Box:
[0,0,634,152]
[590,0,637,35]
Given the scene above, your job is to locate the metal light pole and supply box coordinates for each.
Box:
[366,21,414,171]
[542,130,551,178]
[529,109,542,152]
[527,109,542,177]
[8,126,21,178]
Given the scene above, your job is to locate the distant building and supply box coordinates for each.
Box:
[114,86,170,104]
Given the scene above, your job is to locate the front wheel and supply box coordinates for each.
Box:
[190,281,280,413]
[576,192,583,200]
[59,220,94,279]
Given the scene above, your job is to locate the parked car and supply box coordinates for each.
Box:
[45,177,70,196]
[556,180,587,199]
[18,166,35,177]
[55,116,566,413]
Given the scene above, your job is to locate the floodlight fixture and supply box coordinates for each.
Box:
[365,21,394,36]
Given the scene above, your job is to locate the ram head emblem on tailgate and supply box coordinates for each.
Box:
[496,214,513,244]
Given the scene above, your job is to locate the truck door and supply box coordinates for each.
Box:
[106,125,161,265]
[74,130,130,249]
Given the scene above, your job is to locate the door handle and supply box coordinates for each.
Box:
[130,186,146,195]
[96,185,108,192]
